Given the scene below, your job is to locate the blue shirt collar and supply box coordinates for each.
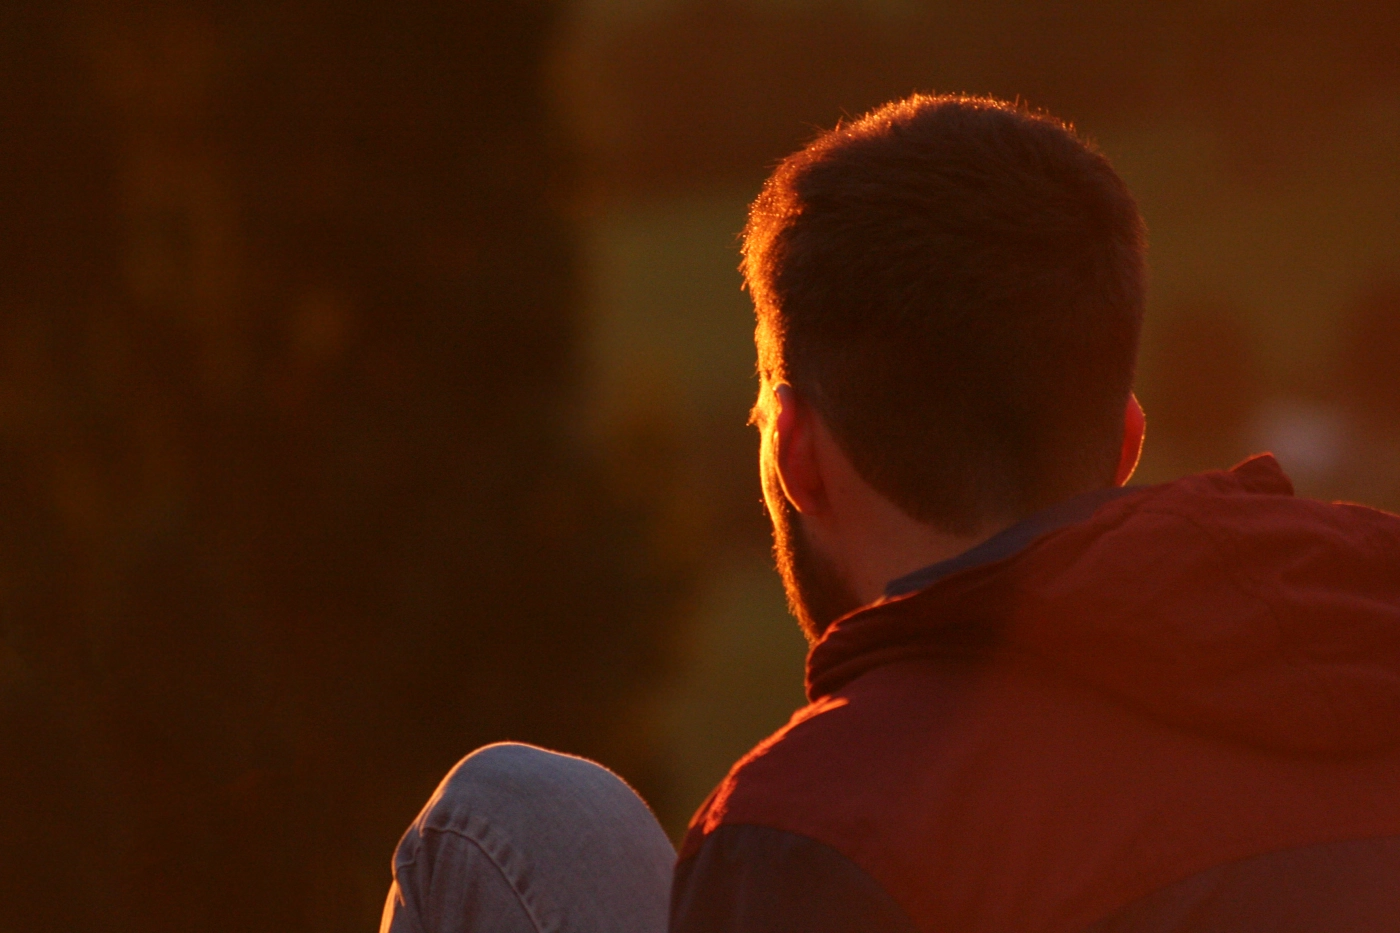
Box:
[883,484,1141,598]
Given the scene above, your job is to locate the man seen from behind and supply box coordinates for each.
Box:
[670,93,1400,932]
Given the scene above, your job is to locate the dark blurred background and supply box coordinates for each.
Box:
[1,2,1398,931]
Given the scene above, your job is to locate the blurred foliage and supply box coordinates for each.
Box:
[563,0,1400,192]
[0,1,690,931]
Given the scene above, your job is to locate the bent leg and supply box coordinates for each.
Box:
[381,743,675,933]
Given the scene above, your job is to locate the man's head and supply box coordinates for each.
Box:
[746,94,1147,639]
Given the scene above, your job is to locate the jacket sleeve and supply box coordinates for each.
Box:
[670,824,920,933]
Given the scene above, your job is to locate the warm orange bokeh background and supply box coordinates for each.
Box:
[2,2,1398,931]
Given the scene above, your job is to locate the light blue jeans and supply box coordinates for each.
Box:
[380,743,675,933]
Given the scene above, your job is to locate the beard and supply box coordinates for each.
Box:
[763,469,864,644]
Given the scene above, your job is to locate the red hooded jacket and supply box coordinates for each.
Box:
[672,456,1400,932]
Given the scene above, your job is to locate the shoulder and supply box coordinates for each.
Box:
[674,661,994,932]
[682,658,983,860]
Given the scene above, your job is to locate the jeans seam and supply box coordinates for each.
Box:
[424,826,546,933]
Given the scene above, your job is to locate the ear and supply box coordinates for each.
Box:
[1115,393,1146,486]
[770,383,830,515]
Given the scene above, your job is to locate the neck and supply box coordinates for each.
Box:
[833,501,1011,606]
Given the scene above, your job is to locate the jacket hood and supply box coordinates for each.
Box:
[808,455,1400,755]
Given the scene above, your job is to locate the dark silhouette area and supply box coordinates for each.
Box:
[0,3,688,931]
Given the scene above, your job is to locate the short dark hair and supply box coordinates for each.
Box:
[744,94,1146,534]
